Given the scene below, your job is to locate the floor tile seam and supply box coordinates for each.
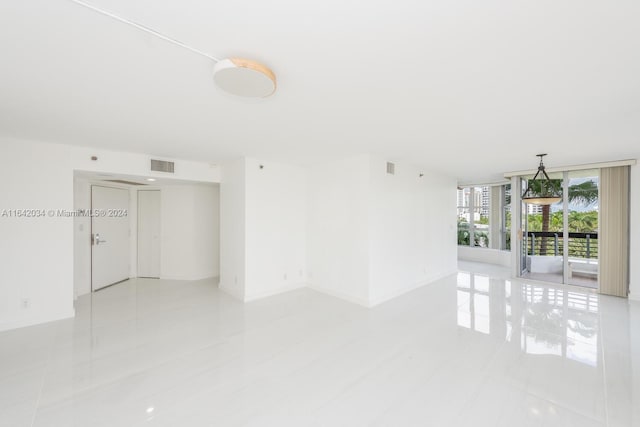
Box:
[29,325,58,427]
[368,344,484,425]
[519,324,601,350]
[42,330,229,377]
[244,346,409,422]
[598,310,610,427]
[523,387,607,423]
[35,339,233,410]
[448,338,514,425]
[309,345,427,419]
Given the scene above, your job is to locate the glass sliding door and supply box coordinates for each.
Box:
[517,169,600,289]
[566,170,599,288]
[519,173,565,284]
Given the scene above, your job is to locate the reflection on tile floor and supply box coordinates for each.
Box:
[522,271,598,289]
[1,262,639,426]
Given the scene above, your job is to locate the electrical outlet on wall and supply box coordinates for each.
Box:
[283,273,288,280]
[21,298,30,309]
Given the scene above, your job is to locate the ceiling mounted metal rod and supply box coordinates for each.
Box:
[67,0,220,62]
[67,0,276,98]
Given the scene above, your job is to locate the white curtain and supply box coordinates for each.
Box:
[599,166,630,297]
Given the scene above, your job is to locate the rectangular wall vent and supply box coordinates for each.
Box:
[386,162,395,175]
[151,159,175,173]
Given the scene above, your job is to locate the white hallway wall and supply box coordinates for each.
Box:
[0,137,220,332]
[160,184,219,281]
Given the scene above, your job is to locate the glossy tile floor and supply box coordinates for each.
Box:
[1,262,640,426]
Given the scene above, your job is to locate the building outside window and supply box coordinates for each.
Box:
[457,184,511,251]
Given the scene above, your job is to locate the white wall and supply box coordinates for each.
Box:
[128,188,139,279]
[244,158,307,300]
[219,158,307,301]
[219,158,246,300]
[0,140,75,331]
[160,184,219,280]
[629,164,640,301]
[197,185,220,281]
[73,178,91,298]
[458,246,512,268]
[368,156,458,305]
[307,154,458,307]
[0,136,220,331]
[70,145,220,182]
[307,155,371,305]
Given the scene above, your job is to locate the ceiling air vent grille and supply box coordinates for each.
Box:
[386,162,395,175]
[106,180,147,186]
[151,159,175,173]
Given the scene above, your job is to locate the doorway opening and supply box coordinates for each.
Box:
[73,171,220,299]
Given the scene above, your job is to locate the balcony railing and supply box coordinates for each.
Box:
[524,231,598,259]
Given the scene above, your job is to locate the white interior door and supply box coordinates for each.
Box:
[137,190,161,278]
[91,186,130,291]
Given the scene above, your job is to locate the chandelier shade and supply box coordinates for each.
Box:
[522,154,562,205]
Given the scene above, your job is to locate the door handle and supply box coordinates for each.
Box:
[92,233,107,245]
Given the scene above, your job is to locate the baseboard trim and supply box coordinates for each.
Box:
[307,284,370,307]
[244,282,306,302]
[159,274,218,281]
[369,269,458,307]
[0,308,76,333]
[218,283,244,301]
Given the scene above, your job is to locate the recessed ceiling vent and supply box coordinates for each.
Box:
[386,162,395,175]
[151,159,175,173]
[106,180,147,186]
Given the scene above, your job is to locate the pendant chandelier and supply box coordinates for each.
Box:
[522,154,562,205]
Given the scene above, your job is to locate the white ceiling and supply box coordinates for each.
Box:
[1,0,639,183]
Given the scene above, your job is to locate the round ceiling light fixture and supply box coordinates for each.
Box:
[68,1,277,98]
[213,58,276,98]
